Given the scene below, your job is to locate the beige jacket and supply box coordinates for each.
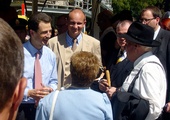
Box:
[48,32,101,89]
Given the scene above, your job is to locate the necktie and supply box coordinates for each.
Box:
[116,50,124,64]
[34,52,42,89]
[72,39,77,52]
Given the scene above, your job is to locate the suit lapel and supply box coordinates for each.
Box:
[155,28,164,42]
[58,33,67,71]
[81,33,90,51]
[153,28,163,54]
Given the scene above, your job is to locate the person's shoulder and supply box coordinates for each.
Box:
[160,28,170,36]
[48,36,58,44]
[23,40,29,46]
[23,41,30,52]
[39,91,54,104]
[38,91,56,111]
[157,29,170,45]
[105,30,117,38]
[82,33,100,43]
[43,45,56,56]
[48,33,66,43]
[140,54,164,70]
[150,55,164,66]
[88,89,111,103]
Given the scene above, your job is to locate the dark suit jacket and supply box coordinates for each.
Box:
[91,58,133,92]
[110,58,133,88]
[153,28,170,101]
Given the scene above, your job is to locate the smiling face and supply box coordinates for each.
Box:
[116,20,132,48]
[30,21,52,49]
[67,9,86,39]
[116,24,130,47]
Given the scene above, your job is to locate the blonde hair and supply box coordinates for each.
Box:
[71,51,100,87]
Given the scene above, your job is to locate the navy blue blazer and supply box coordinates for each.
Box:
[110,58,133,88]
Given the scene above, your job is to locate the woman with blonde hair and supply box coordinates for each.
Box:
[36,51,113,120]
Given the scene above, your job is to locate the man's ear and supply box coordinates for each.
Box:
[155,17,160,25]
[29,29,34,36]
[12,77,27,111]
[84,20,87,25]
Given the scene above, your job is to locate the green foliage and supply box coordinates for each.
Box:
[112,0,164,19]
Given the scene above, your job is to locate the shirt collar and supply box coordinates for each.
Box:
[27,40,42,56]
[66,32,82,47]
[134,51,153,68]
[154,25,161,40]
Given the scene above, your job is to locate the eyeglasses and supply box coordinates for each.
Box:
[139,18,155,23]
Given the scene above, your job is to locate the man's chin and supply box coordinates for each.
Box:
[42,39,49,44]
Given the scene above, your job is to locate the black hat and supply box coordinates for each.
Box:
[118,22,160,47]
[11,18,28,30]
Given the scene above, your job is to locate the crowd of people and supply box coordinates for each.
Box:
[1,3,170,120]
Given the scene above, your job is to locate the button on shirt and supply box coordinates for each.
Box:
[23,41,58,103]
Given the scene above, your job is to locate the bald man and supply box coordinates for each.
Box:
[48,8,101,90]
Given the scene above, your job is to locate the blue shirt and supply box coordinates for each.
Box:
[66,32,82,47]
[23,41,58,103]
[35,88,113,120]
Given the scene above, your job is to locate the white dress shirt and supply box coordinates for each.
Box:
[121,51,167,120]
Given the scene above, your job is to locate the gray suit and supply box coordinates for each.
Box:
[48,32,101,89]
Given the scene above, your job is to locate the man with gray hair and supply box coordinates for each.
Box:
[117,22,166,120]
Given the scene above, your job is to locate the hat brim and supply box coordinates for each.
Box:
[118,33,160,47]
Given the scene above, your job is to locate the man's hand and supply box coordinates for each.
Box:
[28,85,53,101]
[99,79,110,92]
[165,102,170,113]
[106,87,117,99]
[99,79,117,99]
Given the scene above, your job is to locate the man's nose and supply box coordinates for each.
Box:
[46,31,52,37]
[142,21,147,24]
[73,23,78,28]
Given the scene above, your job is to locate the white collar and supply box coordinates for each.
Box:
[153,25,161,40]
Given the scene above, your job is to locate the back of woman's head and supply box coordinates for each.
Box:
[70,51,100,87]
